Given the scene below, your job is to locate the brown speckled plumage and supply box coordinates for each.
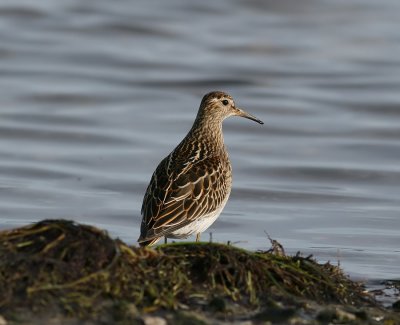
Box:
[138,91,263,246]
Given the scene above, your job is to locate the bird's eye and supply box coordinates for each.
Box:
[222,99,229,106]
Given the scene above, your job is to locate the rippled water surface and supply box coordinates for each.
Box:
[0,0,399,283]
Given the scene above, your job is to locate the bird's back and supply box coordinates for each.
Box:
[138,135,232,245]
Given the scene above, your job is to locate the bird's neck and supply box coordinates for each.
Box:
[188,117,225,154]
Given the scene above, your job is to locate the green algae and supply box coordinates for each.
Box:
[0,219,396,324]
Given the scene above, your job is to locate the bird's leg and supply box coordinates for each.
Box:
[196,233,200,242]
[164,237,168,244]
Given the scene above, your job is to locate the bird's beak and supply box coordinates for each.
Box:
[236,108,264,125]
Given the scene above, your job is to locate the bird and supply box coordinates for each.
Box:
[138,91,263,246]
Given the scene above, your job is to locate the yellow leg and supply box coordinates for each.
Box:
[196,233,200,242]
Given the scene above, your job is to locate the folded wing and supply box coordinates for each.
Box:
[139,155,230,242]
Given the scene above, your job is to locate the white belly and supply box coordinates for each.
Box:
[167,195,229,239]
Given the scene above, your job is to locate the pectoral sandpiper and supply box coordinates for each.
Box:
[138,91,263,246]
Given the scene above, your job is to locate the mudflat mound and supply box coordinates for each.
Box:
[0,220,397,324]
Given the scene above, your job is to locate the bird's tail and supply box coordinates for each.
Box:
[138,236,161,247]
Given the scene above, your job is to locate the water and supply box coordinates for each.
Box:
[0,0,399,285]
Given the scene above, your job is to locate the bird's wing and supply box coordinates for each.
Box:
[139,155,230,242]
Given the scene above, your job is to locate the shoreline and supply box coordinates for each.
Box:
[0,219,398,324]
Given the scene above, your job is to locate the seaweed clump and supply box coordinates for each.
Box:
[0,219,391,323]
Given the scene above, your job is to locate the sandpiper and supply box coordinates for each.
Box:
[138,91,263,246]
